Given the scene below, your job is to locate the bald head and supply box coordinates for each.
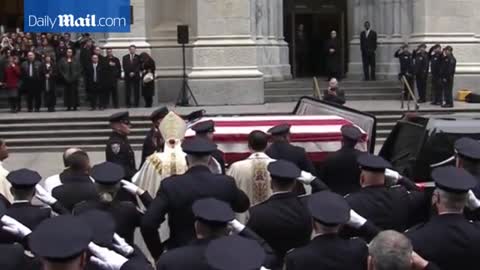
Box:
[63,148,83,167]
[368,230,412,270]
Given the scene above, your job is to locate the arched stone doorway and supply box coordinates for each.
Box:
[284,0,348,78]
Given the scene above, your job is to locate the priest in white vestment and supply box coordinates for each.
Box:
[133,112,188,197]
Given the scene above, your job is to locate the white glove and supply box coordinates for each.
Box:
[1,215,32,238]
[113,233,134,257]
[89,242,128,270]
[347,210,367,229]
[385,169,402,183]
[120,180,140,196]
[297,171,316,185]
[35,185,57,205]
[467,190,480,210]
[229,219,246,233]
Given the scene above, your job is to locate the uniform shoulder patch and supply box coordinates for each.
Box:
[111,143,121,154]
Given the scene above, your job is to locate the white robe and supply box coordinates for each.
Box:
[0,161,13,203]
[227,152,274,223]
[132,143,188,197]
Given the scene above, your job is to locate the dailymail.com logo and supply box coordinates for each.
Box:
[24,0,131,33]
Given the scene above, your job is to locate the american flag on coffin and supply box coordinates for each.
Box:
[185,115,368,165]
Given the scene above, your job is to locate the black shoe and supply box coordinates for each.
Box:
[89,107,96,111]
[35,109,40,112]
[67,107,71,111]
[441,104,454,108]
[28,109,33,112]
[73,107,78,111]
[418,99,426,104]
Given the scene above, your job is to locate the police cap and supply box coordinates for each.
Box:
[192,120,215,134]
[181,137,217,156]
[29,215,93,260]
[205,235,266,270]
[268,123,291,136]
[268,160,301,180]
[432,166,476,194]
[455,137,480,161]
[6,169,42,189]
[341,125,362,142]
[308,191,351,226]
[150,107,169,122]
[357,154,392,172]
[192,198,234,224]
[109,111,130,124]
[91,162,125,185]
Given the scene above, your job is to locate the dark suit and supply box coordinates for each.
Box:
[122,54,141,107]
[285,234,368,270]
[20,60,42,111]
[247,192,312,267]
[74,191,152,245]
[319,146,363,195]
[430,52,443,104]
[0,202,51,244]
[104,56,121,108]
[414,51,429,101]
[85,62,106,109]
[39,62,57,111]
[406,214,480,270]
[140,165,250,260]
[141,128,163,167]
[360,29,377,80]
[58,58,82,110]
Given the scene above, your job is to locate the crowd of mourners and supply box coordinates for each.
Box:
[0,32,157,113]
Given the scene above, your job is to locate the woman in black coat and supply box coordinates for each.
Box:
[140,52,156,108]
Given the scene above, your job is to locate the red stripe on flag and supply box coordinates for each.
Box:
[213,133,343,142]
[211,119,351,127]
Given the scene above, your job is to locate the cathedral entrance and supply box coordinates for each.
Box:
[0,0,24,32]
[284,0,348,78]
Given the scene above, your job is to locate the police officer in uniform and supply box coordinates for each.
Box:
[106,112,136,181]
[394,44,414,100]
[439,46,456,108]
[429,44,443,105]
[247,160,313,267]
[345,154,425,234]
[140,137,250,260]
[285,191,368,270]
[141,107,169,167]
[414,43,429,103]
[74,162,153,245]
[319,125,364,195]
[191,120,226,174]
[158,198,275,270]
[406,166,480,270]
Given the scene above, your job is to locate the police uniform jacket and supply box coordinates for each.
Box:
[140,165,250,260]
[439,55,456,82]
[430,52,442,77]
[414,51,429,76]
[74,191,152,245]
[319,146,363,196]
[247,192,312,261]
[345,185,413,233]
[141,127,163,167]
[266,141,316,174]
[394,50,413,76]
[284,234,368,270]
[106,132,137,181]
[406,213,480,270]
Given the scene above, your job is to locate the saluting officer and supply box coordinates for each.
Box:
[141,107,169,167]
[345,154,424,234]
[394,43,414,99]
[158,198,275,270]
[106,111,136,181]
[141,137,250,260]
[429,44,443,105]
[74,162,153,245]
[319,125,364,195]
[406,166,480,270]
[285,191,368,270]
[191,120,226,174]
[247,160,313,267]
[414,43,429,103]
[439,46,456,108]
